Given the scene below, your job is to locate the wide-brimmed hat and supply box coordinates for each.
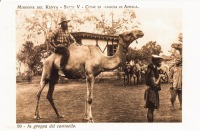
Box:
[152,55,163,59]
[59,17,70,24]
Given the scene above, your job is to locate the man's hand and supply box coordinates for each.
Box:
[49,41,56,48]
[159,74,165,79]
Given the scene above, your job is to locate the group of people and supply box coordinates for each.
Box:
[47,16,182,123]
[144,55,182,122]
[124,60,147,85]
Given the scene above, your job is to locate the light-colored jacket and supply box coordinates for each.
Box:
[169,65,182,89]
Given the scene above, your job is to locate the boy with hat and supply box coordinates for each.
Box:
[48,16,78,76]
[144,54,164,122]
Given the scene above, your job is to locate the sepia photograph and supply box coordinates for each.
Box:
[16,7,182,123]
[1,0,200,130]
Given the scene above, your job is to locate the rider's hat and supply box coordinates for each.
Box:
[59,17,70,24]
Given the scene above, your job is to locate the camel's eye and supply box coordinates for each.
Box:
[123,32,131,36]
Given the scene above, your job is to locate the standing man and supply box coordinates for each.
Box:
[144,55,164,122]
[134,60,141,85]
[47,17,78,76]
[169,58,182,111]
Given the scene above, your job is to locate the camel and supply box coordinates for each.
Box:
[171,43,182,55]
[34,30,144,122]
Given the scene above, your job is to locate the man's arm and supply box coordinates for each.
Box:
[47,30,58,48]
[151,75,162,86]
[69,33,80,45]
[148,69,162,87]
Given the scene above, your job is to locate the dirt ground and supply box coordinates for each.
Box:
[16,76,182,123]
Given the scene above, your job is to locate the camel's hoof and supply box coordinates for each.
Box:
[88,118,94,123]
[34,115,41,120]
[83,117,89,121]
[170,108,176,111]
[57,114,65,118]
[88,119,94,123]
[83,117,94,123]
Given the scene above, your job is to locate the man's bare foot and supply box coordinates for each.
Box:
[58,70,65,77]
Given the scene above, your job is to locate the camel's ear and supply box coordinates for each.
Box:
[119,33,123,38]
[119,33,125,41]
[119,32,132,42]
[119,33,124,40]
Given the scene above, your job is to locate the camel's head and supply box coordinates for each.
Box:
[119,30,144,49]
[171,43,182,55]
[171,43,182,50]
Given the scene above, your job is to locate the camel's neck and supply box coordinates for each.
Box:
[101,39,127,70]
[173,47,182,55]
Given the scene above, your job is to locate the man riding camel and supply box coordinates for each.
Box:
[47,16,79,76]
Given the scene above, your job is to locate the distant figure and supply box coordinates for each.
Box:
[140,62,147,84]
[133,60,141,85]
[144,55,164,122]
[122,62,133,86]
[169,58,182,111]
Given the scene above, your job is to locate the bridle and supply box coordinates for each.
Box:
[118,34,136,52]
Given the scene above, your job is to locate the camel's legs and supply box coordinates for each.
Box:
[34,59,54,120]
[84,73,95,122]
[136,73,140,86]
[127,75,129,86]
[128,74,130,86]
[126,75,128,86]
[47,80,64,118]
[34,79,47,119]
[133,75,136,85]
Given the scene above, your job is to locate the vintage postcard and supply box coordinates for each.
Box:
[0,0,200,130]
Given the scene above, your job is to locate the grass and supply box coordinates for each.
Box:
[16,76,181,123]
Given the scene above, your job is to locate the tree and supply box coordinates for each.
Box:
[95,9,138,35]
[17,10,66,52]
[141,41,162,63]
[127,47,142,61]
[17,9,139,48]
[16,41,46,77]
[126,41,163,63]
[16,54,24,75]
